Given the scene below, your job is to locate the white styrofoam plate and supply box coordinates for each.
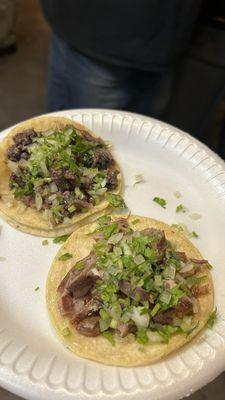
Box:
[0,109,225,400]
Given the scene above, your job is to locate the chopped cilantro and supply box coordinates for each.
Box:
[171,223,184,232]
[62,327,71,337]
[97,215,112,226]
[176,204,187,213]
[153,197,167,208]
[75,260,84,270]
[151,303,161,317]
[102,330,115,345]
[191,231,199,238]
[206,308,217,329]
[42,239,49,246]
[53,234,70,244]
[58,253,73,261]
[207,263,213,270]
[34,286,40,291]
[132,218,140,225]
[107,194,127,209]
[136,328,149,345]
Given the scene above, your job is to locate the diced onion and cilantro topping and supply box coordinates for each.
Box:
[7,126,121,225]
[58,216,212,346]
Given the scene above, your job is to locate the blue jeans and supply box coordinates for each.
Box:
[48,34,173,118]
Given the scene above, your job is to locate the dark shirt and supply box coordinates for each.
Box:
[40,0,202,71]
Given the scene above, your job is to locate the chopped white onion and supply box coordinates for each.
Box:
[132,307,150,328]
[35,193,43,211]
[189,213,201,220]
[174,191,182,199]
[48,194,57,202]
[134,254,145,265]
[108,232,123,245]
[133,173,144,186]
[7,161,18,173]
[180,262,194,274]
[147,331,163,343]
[192,298,199,314]
[50,182,58,193]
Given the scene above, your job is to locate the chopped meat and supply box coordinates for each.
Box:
[106,168,119,189]
[141,228,167,264]
[57,251,97,296]
[174,252,188,263]
[93,232,104,242]
[191,284,209,297]
[117,219,130,232]
[73,297,102,323]
[118,321,136,337]
[51,168,77,191]
[153,296,193,324]
[7,145,23,161]
[10,173,25,188]
[7,129,37,161]
[119,280,153,303]
[76,316,100,337]
[79,129,104,145]
[175,296,193,318]
[13,129,37,146]
[22,195,36,208]
[179,267,197,278]
[58,293,73,316]
[74,198,90,210]
[92,147,114,169]
[190,258,208,265]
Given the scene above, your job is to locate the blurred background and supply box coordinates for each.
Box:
[0,0,225,399]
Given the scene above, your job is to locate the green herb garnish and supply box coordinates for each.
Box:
[176,204,187,213]
[53,234,70,244]
[206,308,217,329]
[132,218,140,225]
[153,197,167,208]
[58,253,73,261]
[42,239,48,246]
[34,286,40,291]
[75,260,84,270]
[190,231,198,238]
[102,330,115,345]
[107,194,127,209]
[62,327,71,337]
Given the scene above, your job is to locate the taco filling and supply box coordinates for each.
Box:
[57,216,210,344]
[6,126,119,225]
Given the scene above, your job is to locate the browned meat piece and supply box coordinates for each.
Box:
[10,173,25,188]
[58,293,73,316]
[57,251,97,296]
[73,297,102,323]
[190,258,208,265]
[153,309,174,325]
[51,168,77,192]
[174,252,188,263]
[191,284,209,297]
[119,280,153,303]
[179,267,197,278]
[79,129,104,145]
[117,321,136,337]
[153,296,193,324]
[13,129,37,146]
[76,316,100,336]
[116,218,130,233]
[106,168,119,189]
[175,296,193,318]
[92,147,114,169]
[7,144,22,161]
[22,195,36,208]
[74,198,90,210]
[141,228,167,263]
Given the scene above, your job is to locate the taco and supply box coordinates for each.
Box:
[0,116,122,236]
[46,215,214,366]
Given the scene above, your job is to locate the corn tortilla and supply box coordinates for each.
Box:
[0,116,122,237]
[46,215,214,367]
